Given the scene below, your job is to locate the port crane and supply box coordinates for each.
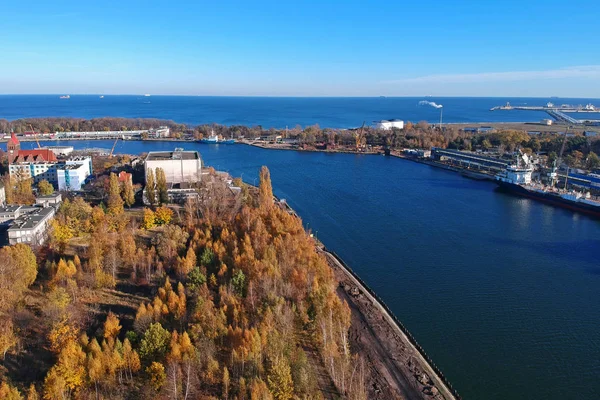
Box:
[549,126,570,187]
[109,136,120,157]
[30,124,42,149]
[354,121,366,151]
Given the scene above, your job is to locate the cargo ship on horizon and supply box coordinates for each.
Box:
[495,151,600,218]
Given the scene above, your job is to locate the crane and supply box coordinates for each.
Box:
[549,126,570,187]
[29,124,41,149]
[354,121,366,151]
[109,135,120,157]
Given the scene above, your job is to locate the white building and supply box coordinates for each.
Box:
[35,193,63,207]
[57,163,89,191]
[145,149,202,185]
[149,126,170,138]
[0,184,5,207]
[374,119,404,130]
[9,162,59,185]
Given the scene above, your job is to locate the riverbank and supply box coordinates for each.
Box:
[321,248,459,400]
[275,198,459,399]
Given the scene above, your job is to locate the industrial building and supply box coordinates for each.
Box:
[374,119,404,130]
[41,146,74,156]
[431,148,509,172]
[144,149,202,185]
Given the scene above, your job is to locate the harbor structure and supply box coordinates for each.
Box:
[144,149,202,185]
[374,119,404,130]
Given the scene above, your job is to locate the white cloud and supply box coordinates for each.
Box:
[385,65,600,84]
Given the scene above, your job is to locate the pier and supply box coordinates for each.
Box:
[490,102,599,125]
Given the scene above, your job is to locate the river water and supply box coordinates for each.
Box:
[26,140,600,399]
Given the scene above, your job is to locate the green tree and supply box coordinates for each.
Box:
[155,168,168,205]
[139,323,170,363]
[37,179,54,196]
[231,269,246,297]
[586,151,600,170]
[145,168,156,206]
[107,172,124,215]
[122,179,135,208]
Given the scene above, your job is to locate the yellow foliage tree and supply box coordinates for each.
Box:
[0,381,22,400]
[267,357,294,400]
[142,208,156,230]
[146,362,166,391]
[103,312,122,342]
[154,206,173,226]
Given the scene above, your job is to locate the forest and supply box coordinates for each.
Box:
[0,167,367,399]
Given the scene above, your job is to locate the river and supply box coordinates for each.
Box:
[29,140,600,399]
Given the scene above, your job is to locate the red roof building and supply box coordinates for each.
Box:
[118,171,133,185]
[12,149,58,164]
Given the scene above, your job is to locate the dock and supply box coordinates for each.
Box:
[490,103,599,125]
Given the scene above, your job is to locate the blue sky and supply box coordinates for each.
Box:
[1,0,599,97]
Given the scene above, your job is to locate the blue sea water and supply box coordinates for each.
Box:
[21,139,600,399]
[1,95,599,128]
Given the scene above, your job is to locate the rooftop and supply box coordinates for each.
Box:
[37,193,61,199]
[7,207,54,231]
[146,150,200,161]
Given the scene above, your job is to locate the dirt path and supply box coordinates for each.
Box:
[297,330,340,399]
[321,249,459,400]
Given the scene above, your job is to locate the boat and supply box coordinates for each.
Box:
[200,131,220,143]
[584,103,596,111]
[144,94,151,97]
[59,95,70,99]
[99,95,104,99]
[495,151,600,217]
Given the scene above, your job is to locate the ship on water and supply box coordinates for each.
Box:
[199,130,235,144]
[495,151,600,217]
[59,95,70,99]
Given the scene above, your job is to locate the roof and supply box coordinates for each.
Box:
[13,149,58,163]
[36,193,61,199]
[7,207,54,231]
[118,171,132,182]
[146,150,200,161]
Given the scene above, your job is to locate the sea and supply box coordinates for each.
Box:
[1,95,599,128]
[7,96,600,399]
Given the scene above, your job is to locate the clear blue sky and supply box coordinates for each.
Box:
[1,0,599,97]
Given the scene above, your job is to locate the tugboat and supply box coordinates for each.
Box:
[495,150,600,217]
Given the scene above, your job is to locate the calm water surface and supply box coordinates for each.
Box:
[2,95,600,127]
[26,140,600,399]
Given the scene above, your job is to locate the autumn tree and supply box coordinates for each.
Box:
[258,166,274,208]
[146,168,156,207]
[122,178,135,208]
[154,206,173,226]
[107,172,124,215]
[0,244,38,312]
[104,312,122,342]
[155,168,169,205]
[267,357,294,400]
[37,179,54,195]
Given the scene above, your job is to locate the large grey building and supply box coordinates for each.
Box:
[144,149,202,186]
[0,205,57,246]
